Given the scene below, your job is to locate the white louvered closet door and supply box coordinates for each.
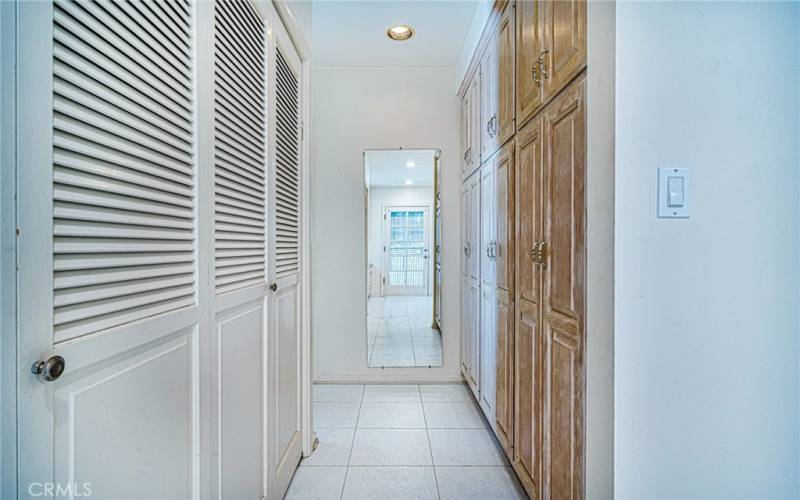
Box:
[17,1,202,497]
[212,0,268,499]
[266,13,304,500]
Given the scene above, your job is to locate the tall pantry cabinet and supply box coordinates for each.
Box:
[459,0,587,498]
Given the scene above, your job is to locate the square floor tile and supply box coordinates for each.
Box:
[301,428,355,466]
[380,317,410,331]
[342,467,438,499]
[423,402,487,429]
[435,467,526,499]
[349,429,432,466]
[363,385,421,402]
[314,402,360,429]
[313,384,364,402]
[285,466,346,499]
[357,401,426,428]
[428,429,506,466]
[420,384,473,403]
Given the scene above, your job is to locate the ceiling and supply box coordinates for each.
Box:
[366,149,436,188]
[311,1,480,67]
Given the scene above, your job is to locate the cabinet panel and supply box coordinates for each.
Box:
[460,275,471,378]
[516,0,545,128]
[480,42,497,160]
[468,172,481,282]
[513,297,542,498]
[542,74,585,500]
[460,88,472,178]
[543,0,586,101]
[495,288,514,456]
[461,182,470,279]
[480,163,496,290]
[496,141,514,293]
[479,281,496,419]
[515,116,543,306]
[544,76,585,323]
[544,323,583,500]
[468,278,481,394]
[496,2,516,145]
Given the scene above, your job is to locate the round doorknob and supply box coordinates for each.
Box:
[31,355,66,382]
[269,283,278,292]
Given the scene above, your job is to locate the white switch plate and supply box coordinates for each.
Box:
[658,167,690,218]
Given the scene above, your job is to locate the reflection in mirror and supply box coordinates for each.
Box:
[365,149,442,368]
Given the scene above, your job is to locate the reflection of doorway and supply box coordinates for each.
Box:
[383,206,430,295]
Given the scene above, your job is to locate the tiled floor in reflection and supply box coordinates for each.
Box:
[367,296,442,368]
[286,384,526,499]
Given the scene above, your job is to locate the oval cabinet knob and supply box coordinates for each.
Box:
[31,355,66,382]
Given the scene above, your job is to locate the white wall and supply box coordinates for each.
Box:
[311,67,461,382]
[615,2,800,497]
[367,187,435,296]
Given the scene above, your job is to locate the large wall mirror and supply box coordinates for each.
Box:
[364,149,443,368]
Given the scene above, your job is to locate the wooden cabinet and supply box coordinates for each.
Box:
[516,0,585,128]
[461,73,481,179]
[513,74,585,500]
[542,0,586,100]
[516,0,545,127]
[541,75,585,500]
[493,140,515,456]
[513,113,544,498]
[481,2,516,161]
[460,3,586,497]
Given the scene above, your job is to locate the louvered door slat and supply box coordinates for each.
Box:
[52,0,195,343]
[214,0,266,294]
[273,46,301,280]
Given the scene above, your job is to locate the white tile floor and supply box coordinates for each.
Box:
[287,384,527,499]
[367,296,443,368]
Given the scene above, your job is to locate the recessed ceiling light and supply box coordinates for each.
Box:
[387,24,414,41]
[406,161,416,168]
[405,179,413,185]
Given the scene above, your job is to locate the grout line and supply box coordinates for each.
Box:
[340,385,366,500]
[420,385,442,500]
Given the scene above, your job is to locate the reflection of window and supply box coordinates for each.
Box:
[388,210,425,288]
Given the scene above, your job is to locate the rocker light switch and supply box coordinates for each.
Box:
[658,167,690,218]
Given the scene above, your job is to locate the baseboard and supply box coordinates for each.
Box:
[314,374,465,384]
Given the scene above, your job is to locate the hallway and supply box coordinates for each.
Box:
[368,296,443,367]
[286,384,525,499]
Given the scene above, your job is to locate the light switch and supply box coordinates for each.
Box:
[667,176,684,207]
[658,167,690,218]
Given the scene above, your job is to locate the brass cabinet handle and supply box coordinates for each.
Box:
[531,62,540,86]
[531,241,548,268]
[539,48,550,80]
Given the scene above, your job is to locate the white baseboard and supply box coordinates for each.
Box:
[314,374,465,384]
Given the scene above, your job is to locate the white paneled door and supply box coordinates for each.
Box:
[17,2,201,498]
[383,206,431,296]
[266,11,304,500]
[15,2,307,500]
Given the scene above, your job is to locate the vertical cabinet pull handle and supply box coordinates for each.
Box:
[531,241,548,268]
[539,48,550,80]
[532,62,540,86]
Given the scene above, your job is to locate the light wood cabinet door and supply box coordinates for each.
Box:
[542,0,586,102]
[542,74,585,500]
[480,42,497,161]
[513,296,543,498]
[495,140,514,293]
[460,86,473,178]
[515,115,544,307]
[495,288,514,457]
[495,2,516,146]
[469,73,482,175]
[515,0,545,128]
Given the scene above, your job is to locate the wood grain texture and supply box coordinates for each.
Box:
[496,140,515,293]
[496,3,516,147]
[515,0,545,128]
[542,73,585,500]
[496,287,515,458]
[515,115,544,307]
[542,0,586,102]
